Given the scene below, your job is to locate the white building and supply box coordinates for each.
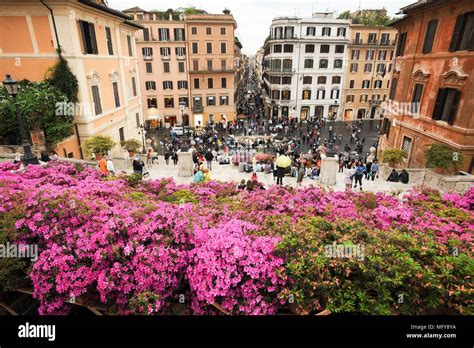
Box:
[254,47,265,84]
[262,12,349,121]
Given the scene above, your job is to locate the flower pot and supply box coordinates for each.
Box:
[288,302,309,315]
[433,167,445,175]
[128,151,136,158]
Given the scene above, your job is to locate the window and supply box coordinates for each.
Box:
[208,78,214,88]
[368,33,377,44]
[142,28,149,41]
[304,59,313,69]
[160,47,170,57]
[207,42,213,54]
[334,59,343,68]
[91,85,102,115]
[163,62,170,73]
[164,97,174,108]
[303,76,312,84]
[192,42,198,54]
[283,44,293,53]
[364,63,372,73]
[176,47,186,56]
[335,45,344,53]
[284,26,294,39]
[158,28,170,41]
[147,98,157,109]
[220,27,226,35]
[402,136,412,155]
[207,96,216,106]
[305,44,315,53]
[331,89,340,99]
[350,63,358,73]
[178,81,188,89]
[131,77,137,96]
[351,49,360,60]
[282,59,292,71]
[389,78,398,99]
[142,47,153,57]
[119,127,125,142]
[346,94,354,103]
[281,90,291,100]
[273,44,282,53]
[145,81,156,90]
[174,28,185,41]
[432,88,461,124]
[376,63,386,74]
[390,50,394,60]
[220,95,229,105]
[221,77,227,88]
[412,83,424,103]
[396,32,407,56]
[301,89,311,100]
[271,90,280,99]
[319,59,328,68]
[332,76,341,84]
[192,60,199,71]
[362,80,370,89]
[194,78,200,89]
[388,63,393,73]
[317,76,327,84]
[349,80,355,88]
[337,27,346,36]
[207,59,213,70]
[306,26,316,36]
[381,117,391,136]
[282,76,292,84]
[449,12,474,52]
[320,44,330,53]
[360,94,368,102]
[366,50,374,60]
[354,32,361,44]
[221,59,226,69]
[378,50,387,60]
[179,97,189,107]
[422,19,438,54]
[191,27,197,35]
[163,81,173,90]
[380,33,390,44]
[105,27,114,55]
[79,20,98,54]
[316,89,325,100]
[206,27,212,35]
[221,42,227,53]
[178,62,185,73]
[270,76,281,84]
[145,62,153,73]
[112,82,120,107]
[374,80,382,89]
[322,27,331,36]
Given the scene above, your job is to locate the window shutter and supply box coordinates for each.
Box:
[422,20,438,54]
[158,28,162,41]
[389,78,397,99]
[447,90,461,125]
[432,88,446,120]
[449,14,464,52]
[78,21,88,53]
[89,23,98,54]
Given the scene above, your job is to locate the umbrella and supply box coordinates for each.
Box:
[275,155,292,168]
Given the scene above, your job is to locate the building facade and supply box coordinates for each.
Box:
[341,24,397,120]
[380,0,474,173]
[0,0,144,159]
[262,13,350,121]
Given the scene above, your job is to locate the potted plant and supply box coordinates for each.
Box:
[424,143,464,174]
[381,148,407,168]
[83,135,116,160]
[121,139,142,158]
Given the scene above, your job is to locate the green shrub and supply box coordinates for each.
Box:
[381,149,407,165]
[424,143,464,170]
[83,135,116,157]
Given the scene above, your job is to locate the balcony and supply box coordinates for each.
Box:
[189,67,234,74]
[192,105,204,113]
[161,55,171,61]
[143,55,153,61]
[176,55,186,60]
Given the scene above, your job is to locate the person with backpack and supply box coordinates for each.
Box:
[353,161,365,191]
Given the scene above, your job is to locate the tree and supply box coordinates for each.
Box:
[338,10,350,19]
[83,135,116,156]
[45,55,78,103]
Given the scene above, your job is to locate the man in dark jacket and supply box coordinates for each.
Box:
[205,150,214,170]
[387,169,399,182]
[399,169,409,184]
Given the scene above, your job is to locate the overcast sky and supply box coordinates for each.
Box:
[109,0,414,55]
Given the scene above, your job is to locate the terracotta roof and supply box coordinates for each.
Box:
[122,6,146,13]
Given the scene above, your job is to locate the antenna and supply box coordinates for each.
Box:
[358,0,362,11]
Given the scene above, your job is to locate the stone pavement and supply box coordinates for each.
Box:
[121,155,416,193]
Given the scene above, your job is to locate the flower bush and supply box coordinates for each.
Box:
[0,161,472,315]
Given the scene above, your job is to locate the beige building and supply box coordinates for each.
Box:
[0,0,144,159]
[341,25,397,120]
[126,8,238,128]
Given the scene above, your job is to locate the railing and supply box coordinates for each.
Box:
[143,55,153,61]
[161,55,171,61]
[189,67,234,73]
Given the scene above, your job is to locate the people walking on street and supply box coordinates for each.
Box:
[172,151,178,165]
[99,154,108,175]
[296,162,305,186]
[344,163,354,191]
[353,161,365,191]
[205,149,214,170]
[164,150,170,165]
[106,156,115,176]
[370,160,379,181]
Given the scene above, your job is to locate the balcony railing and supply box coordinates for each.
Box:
[143,55,153,61]
[176,55,186,60]
[189,67,234,73]
[161,55,171,61]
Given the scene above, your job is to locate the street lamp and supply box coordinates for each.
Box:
[2,74,39,165]
[329,100,340,121]
[179,101,190,152]
[138,124,146,154]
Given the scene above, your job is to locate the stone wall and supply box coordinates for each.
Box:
[379,165,473,194]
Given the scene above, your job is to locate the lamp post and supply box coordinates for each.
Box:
[326,100,340,158]
[179,101,190,152]
[139,124,146,154]
[3,74,39,165]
